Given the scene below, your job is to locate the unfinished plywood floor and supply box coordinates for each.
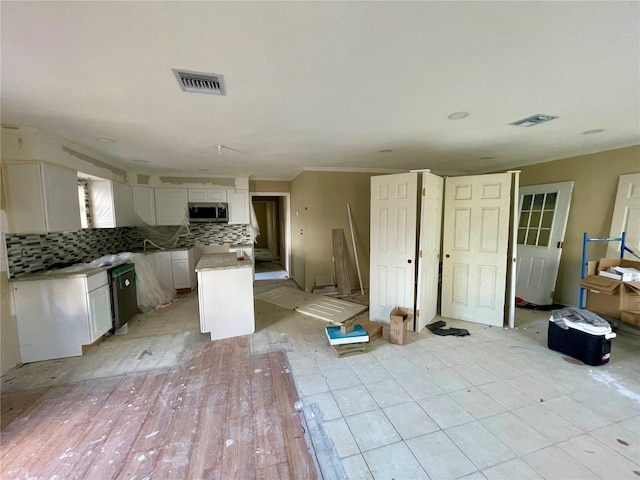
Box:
[1,336,317,480]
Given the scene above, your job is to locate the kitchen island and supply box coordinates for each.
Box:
[195,252,255,341]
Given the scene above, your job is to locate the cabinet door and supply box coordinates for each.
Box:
[208,189,227,202]
[4,162,47,233]
[42,162,82,232]
[87,284,113,342]
[228,190,250,224]
[154,188,188,225]
[112,181,135,227]
[188,189,208,202]
[133,186,157,225]
[154,252,174,289]
[171,259,190,288]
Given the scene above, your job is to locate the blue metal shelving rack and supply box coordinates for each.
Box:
[579,231,640,308]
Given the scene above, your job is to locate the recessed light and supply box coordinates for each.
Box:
[448,112,469,120]
[97,137,116,143]
[133,160,149,164]
[583,129,605,135]
[510,114,558,127]
[378,149,393,153]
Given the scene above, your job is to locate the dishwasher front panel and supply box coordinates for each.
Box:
[110,263,139,330]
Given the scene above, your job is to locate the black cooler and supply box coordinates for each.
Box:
[548,308,616,366]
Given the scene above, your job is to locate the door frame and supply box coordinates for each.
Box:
[250,192,291,275]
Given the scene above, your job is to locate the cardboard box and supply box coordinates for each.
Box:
[331,342,367,358]
[389,307,411,345]
[620,310,640,328]
[580,258,640,319]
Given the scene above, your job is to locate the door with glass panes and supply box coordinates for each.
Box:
[515,182,573,305]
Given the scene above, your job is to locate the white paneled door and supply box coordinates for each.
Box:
[607,173,640,259]
[370,173,418,323]
[416,172,444,331]
[441,173,512,326]
[515,181,573,305]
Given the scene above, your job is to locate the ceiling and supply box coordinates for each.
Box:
[1,2,639,180]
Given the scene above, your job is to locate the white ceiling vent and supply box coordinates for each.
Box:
[510,114,558,127]
[172,68,225,95]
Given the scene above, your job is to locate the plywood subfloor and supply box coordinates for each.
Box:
[0,337,317,480]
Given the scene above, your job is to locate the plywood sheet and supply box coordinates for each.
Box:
[255,287,315,309]
[296,296,368,325]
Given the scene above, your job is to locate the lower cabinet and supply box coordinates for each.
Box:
[11,271,113,363]
[149,248,197,291]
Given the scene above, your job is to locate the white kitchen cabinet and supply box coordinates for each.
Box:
[154,188,188,225]
[153,251,174,289]
[4,161,81,234]
[112,181,136,226]
[171,249,197,289]
[228,189,250,224]
[133,186,157,225]
[188,188,228,203]
[91,180,136,228]
[150,248,196,291]
[11,270,112,363]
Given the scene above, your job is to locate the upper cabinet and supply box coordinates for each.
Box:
[154,188,188,225]
[4,161,81,234]
[228,190,250,224]
[188,188,228,203]
[133,186,157,225]
[89,180,136,228]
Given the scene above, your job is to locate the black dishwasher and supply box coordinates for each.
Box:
[109,263,139,330]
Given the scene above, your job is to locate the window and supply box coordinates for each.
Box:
[517,192,556,247]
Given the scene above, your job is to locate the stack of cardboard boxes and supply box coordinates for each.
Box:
[579,258,640,327]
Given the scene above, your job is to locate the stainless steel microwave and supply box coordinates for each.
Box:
[188,202,229,223]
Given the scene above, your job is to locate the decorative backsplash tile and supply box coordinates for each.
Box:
[4,223,251,278]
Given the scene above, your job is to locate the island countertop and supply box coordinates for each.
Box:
[195,252,253,272]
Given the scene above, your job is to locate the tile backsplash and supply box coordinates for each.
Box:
[4,223,251,278]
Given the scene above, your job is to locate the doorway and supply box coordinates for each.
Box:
[251,193,291,281]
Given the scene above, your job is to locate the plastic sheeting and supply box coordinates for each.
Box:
[89,180,115,228]
[88,252,177,313]
[134,212,191,250]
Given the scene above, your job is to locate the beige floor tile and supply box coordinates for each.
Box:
[378,355,421,378]
[323,418,360,458]
[363,442,429,480]
[449,387,507,420]
[383,401,439,440]
[333,385,379,417]
[480,412,551,456]
[482,458,543,480]
[524,445,600,480]
[294,372,330,397]
[424,367,473,393]
[366,378,409,408]
[479,380,537,410]
[395,373,443,401]
[418,393,474,429]
[512,403,584,443]
[407,431,476,480]
[446,421,516,470]
[557,433,640,479]
[345,410,401,452]
[341,454,373,480]
[590,421,640,463]
[453,363,499,386]
[304,391,343,422]
[541,396,611,432]
[323,366,362,391]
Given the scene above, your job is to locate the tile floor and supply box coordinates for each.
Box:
[251,289,640,480]
[2,276,640,479]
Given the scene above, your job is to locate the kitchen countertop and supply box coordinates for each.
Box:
[10,258,130,282]
[195,253,253,272]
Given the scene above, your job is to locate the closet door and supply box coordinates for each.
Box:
[369,173,418,323]
[416,172,444,331]
[441,173,511,326]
